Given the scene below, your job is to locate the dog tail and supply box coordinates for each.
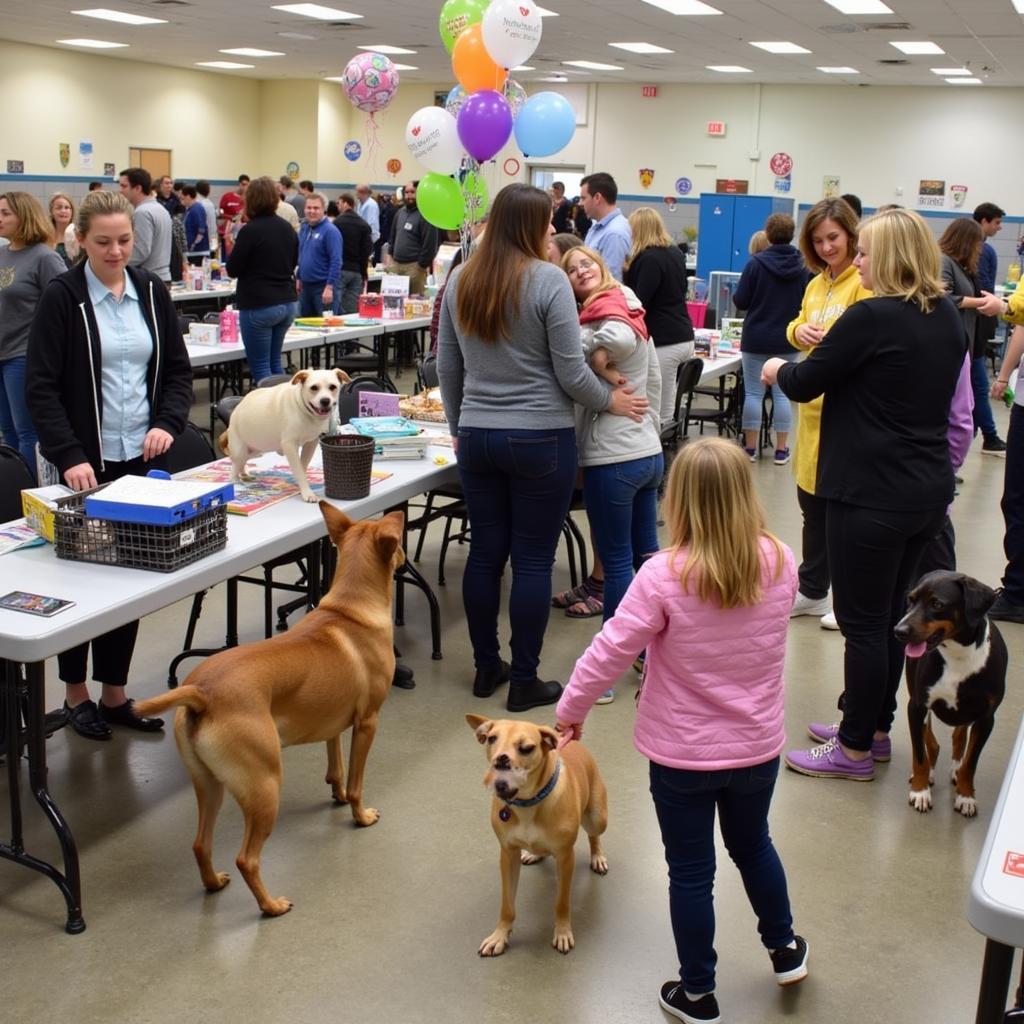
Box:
[133,687,208,718]
[218,433,229,454]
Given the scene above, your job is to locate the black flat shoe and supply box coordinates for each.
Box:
[65,700,112,741]
[392,663,416,690]
[506,678,562,713]
[473,660,510,699]
[97,698,164,732]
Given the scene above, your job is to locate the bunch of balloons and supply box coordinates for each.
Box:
[403,0,577,230]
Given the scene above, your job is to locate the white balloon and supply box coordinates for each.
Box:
[405,106,465,175]
[482,0,543,70]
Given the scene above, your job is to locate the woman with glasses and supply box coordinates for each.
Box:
[437,184,648,713]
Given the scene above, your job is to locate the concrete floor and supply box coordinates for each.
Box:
[2,408,1020,1024]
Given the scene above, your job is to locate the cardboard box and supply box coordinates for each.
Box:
[188,322,220,345]
[21,484,74,542]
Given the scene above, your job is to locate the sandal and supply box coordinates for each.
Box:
[565,592,604,619]
[552,581,592,609]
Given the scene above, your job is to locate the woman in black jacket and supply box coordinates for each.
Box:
[25,190,193,741]
[622,208,694,428]
[762,208,966,782]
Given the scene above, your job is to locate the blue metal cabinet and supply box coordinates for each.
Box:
[696,194,795,282]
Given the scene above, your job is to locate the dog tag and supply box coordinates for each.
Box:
[499,806,511,822]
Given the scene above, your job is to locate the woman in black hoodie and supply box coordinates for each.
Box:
[26,190,193,741]
[733,213,811,464]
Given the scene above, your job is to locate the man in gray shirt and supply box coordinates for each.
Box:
[196,180,219,257]
[386,181,440,296]
[279,176,306,219]
[119,166,173,283]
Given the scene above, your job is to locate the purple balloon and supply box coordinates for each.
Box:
[457,90,513,163]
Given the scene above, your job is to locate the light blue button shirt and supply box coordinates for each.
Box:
[358,197,380,244]
[85,262,152,462]
[585,208,632,281]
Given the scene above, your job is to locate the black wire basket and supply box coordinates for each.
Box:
[319,434,375,500]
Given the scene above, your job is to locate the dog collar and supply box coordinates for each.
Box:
[501,759,561,812]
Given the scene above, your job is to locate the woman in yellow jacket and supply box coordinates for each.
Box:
[786,198,872,627]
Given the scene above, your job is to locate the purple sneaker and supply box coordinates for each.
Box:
[807,722,891,762]
[785,738,875,781]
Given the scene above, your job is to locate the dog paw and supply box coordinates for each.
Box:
[950,760,961,784]
[260,896,294,917]
[590,854,609,875]
[299,491,318,503]
[954,793,978,817]
[353,806,380,827]
[478,929,511,957]
[908,787,933,812]
[552,925,575,955]
[520,851,545,865]
[331,790,349,805]
[203,872,231,892]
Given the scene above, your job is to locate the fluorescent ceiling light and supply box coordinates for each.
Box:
[640,0,722,13]
[931,67,970,75]
[889,40,944,55]
[538,75,568,81]
[609,42,674,54]
[511,65,534,71]
[817,66,859,73]
[535,5,559,14]
[220,47,285,56]
[357,44,416,54]
[57,37,128,47]
[946,77,981,84]
[196,60,255,69]
[278,31,317,39]
[706,65,752,73]
[1013,0,1024,13]
[823,0,893,13]
[72,8,166,25]
[390,63,418,71]
[751,41,811,54]
[563,60,624,70]
[271,4,363,20]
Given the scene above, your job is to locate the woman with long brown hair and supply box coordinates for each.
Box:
[437,183,647,712]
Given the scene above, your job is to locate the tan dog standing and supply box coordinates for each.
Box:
[219,367,350,502]
[135,504,403,916]
[466,714,608,956]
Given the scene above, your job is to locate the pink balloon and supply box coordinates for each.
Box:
[342,52,400,113]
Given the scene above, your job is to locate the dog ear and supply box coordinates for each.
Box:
[538,726,560,752]
[375,512,404,563]
[465,714,493,743]
[290,370,309,386]
[960,575,997,629]
[318,501,353,540]
[333,368,351,385]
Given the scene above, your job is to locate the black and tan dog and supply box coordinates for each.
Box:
[894,570,1008,818]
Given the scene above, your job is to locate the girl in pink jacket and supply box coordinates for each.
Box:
[556,437,807,1024]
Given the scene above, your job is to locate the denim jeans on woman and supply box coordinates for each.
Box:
[649,757,795,995]
[0,355,38,476]
[740,350,799,434]
[456,426,577,682]
[239,303,294,384]
[583,453,664,622]
[655,342,696,427]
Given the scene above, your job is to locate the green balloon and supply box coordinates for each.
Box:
[417,172,465,230]
[438,0,488,54]
[462,171,489,224]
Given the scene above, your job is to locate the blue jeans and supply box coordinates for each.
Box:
[741,351,799,435]
[456,426,577,682]
[583,453,664,622]
[971,355,998,438]
[333,270,363,315]
[0,355,38,476]
[298,281,326,317]
[649,758,795,995]
[238,303,294,384]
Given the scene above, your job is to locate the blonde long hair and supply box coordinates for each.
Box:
[561,245,617,308]
[48,192,77,246]
[663,438,784,608]
[624,207,674,271]
[857,208,945,313]
[0,191,53,247]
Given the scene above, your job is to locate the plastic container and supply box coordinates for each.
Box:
[319,434,375,500]
[358,293,383,319]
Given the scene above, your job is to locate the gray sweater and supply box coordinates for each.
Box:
[129,198,172,282]
[437,260,611,432]
[0,243,66,359]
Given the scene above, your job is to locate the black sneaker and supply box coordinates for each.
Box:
[659,982,721,1024]
[473,660,510,698]
[983,434,1008,456]
[770,935,809,986]
[989,595,1024,624]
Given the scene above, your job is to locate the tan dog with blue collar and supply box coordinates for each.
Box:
[466,714,608,956]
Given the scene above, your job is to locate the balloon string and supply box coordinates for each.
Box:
[365,112,382,177]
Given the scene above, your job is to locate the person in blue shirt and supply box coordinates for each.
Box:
[297,192,342,317]
[580,172,631,281]
[973,201,1008,454]
[181,184,210,263]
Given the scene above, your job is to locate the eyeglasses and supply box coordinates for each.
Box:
[567,259,596,277]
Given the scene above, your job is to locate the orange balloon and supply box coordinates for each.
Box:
[452,24,508,94]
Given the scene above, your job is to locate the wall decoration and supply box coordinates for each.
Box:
[639,168,654,189]
[715,178,748,194]
[663,195,677,212]
[769,152,793,177]
[917,179,945,208]
[774,174,791,193]
[950,184,968,209]
[78,139,94,170]
[286,161,300,177]
[386,158,402,176]
[675,177,692,196]
[344,140,362,161]
[104,162,116,178]
[6,160,24,174]
[503,157,520,176]
[822,175,840,198]
[59,143,70,169]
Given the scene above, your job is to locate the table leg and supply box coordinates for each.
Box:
[0,659,85,934]
[975,939,1015,1023]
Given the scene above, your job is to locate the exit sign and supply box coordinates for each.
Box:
[707,121,727,137]
[642,84,658,97]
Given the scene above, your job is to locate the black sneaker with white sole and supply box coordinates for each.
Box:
[770,934,809,985]
[659,981,721,1023]
[983,434,1008,456]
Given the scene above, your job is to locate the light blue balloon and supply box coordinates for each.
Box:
[513,92,575,158]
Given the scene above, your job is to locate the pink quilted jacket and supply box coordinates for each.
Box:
[557,538,797,771]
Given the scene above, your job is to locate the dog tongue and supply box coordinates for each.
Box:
[905,641,928,659]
